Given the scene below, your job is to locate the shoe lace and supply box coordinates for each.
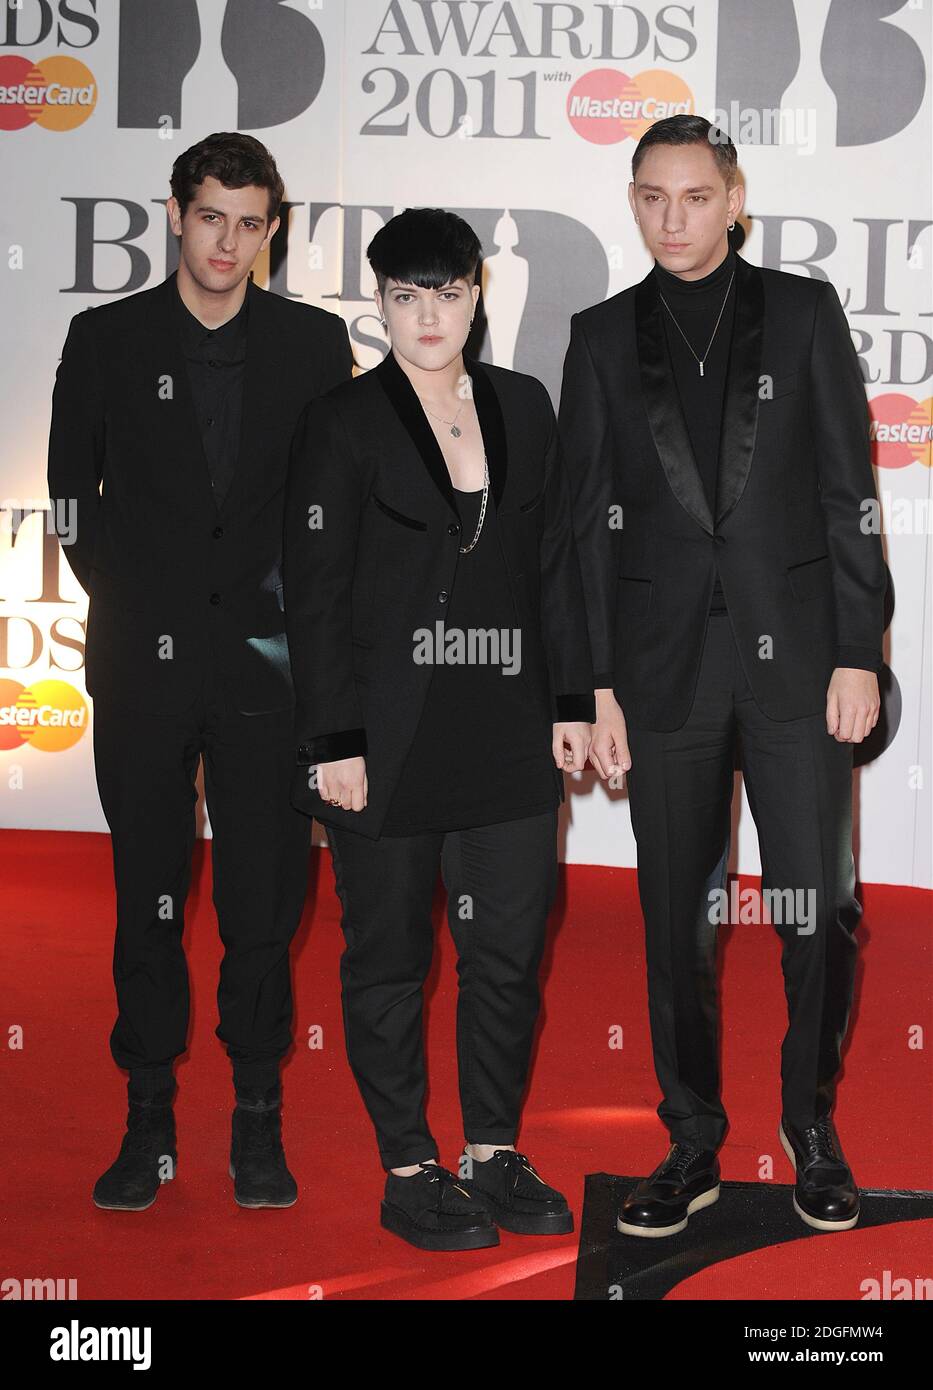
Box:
[663,1143,700,1179]
[798,1118,843,1170]
[240,1107,282,1157]
[123,1102,173,1155]
[418,1164,472,1207]
[491,1149,542,1188]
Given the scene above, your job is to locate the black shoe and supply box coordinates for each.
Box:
[229,1084,298,1209]
[779,1116,860,1231]
[93,1082,177,1211]
[381,1163,500,1251]
[617,1142,720,1237]
[460,1149,574,1235]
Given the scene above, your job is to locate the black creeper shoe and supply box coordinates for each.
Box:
[381,1162,500,1251]
[460,1148,574,1234]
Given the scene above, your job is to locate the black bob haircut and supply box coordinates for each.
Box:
[632,113,738,189]
[367,207,483,297]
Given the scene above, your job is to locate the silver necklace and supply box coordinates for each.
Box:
[658,269,735,377]
[422,399,466,437]
[459,454,489,554]
[415,391,487,549]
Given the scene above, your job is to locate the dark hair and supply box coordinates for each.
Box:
[366,207,482,297]
[170,131,285,225]
[632,114,737,188]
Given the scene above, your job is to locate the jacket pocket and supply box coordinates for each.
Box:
[617,575,653,616]
[766,370,798,400]
[351,634,374,685]
[88,567,145,613]
[786,552,830,602]
[372,493,427,531]
[518,487,545,513]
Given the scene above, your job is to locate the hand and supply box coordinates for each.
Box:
[553,721,591,772]
[318,755,368,811]
[826,668,880,743]
[589,687,632,780]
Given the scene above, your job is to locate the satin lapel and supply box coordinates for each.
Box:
[373,349,508,514]
[374,348,455,513]
[218,276,281,516]
[148,273,219,517]
[714,254,764,526]
[635,269,713,535]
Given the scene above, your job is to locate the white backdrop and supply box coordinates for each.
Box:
[1,0,931,888]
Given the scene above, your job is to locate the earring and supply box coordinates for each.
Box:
[727,221,736,231]
[380,318,386,329]
[469,316,474,327]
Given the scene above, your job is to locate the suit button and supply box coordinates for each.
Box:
[437,590,449,603]
[213,526,224,539]
[210,592,221,605]
[447,522,460,536]
[714,534,726,546]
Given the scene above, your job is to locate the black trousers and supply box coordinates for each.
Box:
[325,809,559,1170]
[625,612,861,1152]
[92,662,311,1092]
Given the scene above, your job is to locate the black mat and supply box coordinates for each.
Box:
[574,1173,933,1300]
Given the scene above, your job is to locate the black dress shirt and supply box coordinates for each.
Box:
[175,283,249,508]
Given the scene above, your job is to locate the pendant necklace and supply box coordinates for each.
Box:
[423,400,466,436]
[658,269,735,377]
[417,394,488,550]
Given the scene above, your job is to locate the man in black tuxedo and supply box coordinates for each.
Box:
[559,116,885,1237]
[47,133,353,1211]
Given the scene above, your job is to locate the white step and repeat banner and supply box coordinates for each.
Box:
[1,0,931,886]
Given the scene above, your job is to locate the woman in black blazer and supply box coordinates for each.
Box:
[284,208,595,1251]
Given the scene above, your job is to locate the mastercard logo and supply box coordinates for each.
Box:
[0,54,97,133]
[869,394,933,469]
[567,68,694,145]
[0,679,88,752]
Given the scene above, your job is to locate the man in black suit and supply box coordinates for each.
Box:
[559,116,885,1237]
[47,132,353,1211]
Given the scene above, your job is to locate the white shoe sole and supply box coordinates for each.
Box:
[778,1122,859,1232]
[616,1182,720,1238]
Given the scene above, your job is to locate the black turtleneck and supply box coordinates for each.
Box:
[653,243,736,614]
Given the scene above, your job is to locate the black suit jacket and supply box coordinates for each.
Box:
[283,349,596,839]
[47,272,353,715]
[558,253,886,731]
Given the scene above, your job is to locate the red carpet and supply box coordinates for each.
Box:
[667,1221,933,1301]
[1,828,930,1300]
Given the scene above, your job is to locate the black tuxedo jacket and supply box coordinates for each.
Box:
[283,349,596,839]
[558,253,886,731]
[47,272,353,715]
